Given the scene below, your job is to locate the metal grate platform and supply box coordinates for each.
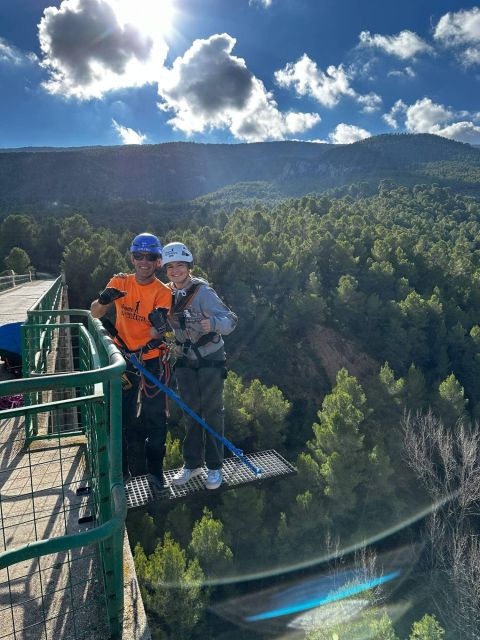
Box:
[125,449,297,509]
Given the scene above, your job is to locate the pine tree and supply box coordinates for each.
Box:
[223,371,251,443]
[188,508,233,578]
[436,373,468,427]
[134,534,207,640]
[405,364,427,412]
[4,247,32,274]
[164,432,183,469]
[369,612,400,639]
[308,368,368,514]
[242,378,291,450]
[409,614,445,640]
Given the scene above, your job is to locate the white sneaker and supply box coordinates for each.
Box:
[171,466,202,486]
[206,469,223,490]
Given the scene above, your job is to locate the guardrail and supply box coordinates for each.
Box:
[0,270,35,292]
[0,297,127,638]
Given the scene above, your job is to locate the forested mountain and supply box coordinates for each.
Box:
[2,138,480,638]
[0,134,479,214]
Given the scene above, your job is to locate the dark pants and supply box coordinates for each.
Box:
[122,357,166,477]
[175,363,225,470]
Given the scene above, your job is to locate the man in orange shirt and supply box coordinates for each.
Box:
[91,233,172,487]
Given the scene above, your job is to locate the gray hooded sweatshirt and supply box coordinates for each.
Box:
[168,277,237,360]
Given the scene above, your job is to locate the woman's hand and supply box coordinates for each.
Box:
[200,318,212,332]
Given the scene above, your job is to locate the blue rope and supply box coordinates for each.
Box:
[129,354,262,477]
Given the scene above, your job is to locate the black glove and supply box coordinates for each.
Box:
[98,287,127,305]
[148,307,169,335]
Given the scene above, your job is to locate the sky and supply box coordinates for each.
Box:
[0,0,479,148]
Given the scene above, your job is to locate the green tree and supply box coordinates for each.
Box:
[436,373,468,427]
[220,487,268,566]
[308,369,368,514]
[4,247,32,274]
[334,274,365,329]
[128,512,158,555]
[405,364,427,412]
[62,238,96,307]
[90,245,129,294]
[164,503,193,549]
[60,213,92,246]
[134,533,206,640]
[223,371,251,442]
[242,378,291,450]
[409,614,445,640]
[0,214,36,257]
[34,216,62,272]
[378,362,404,398]
[188,508,233,578]
[164,432,182,469]
[223,372,290,449]
[370,613,400,639]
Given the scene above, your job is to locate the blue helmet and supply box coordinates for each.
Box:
[130,233,162,255]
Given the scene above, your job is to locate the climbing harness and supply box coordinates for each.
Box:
[101,317,170,416]
[170,281,220,363]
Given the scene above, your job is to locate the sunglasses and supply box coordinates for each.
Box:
[132,252,158,262]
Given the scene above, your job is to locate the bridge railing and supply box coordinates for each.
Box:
[0,300,127,638]
[0,270,35,292]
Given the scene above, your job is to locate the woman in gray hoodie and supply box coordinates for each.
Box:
[162,242,237,490]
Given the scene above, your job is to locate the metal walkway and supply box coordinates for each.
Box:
[125,450,297,509]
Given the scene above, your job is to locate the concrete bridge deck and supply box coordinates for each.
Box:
[0,280,58,328]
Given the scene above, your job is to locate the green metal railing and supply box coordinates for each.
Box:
[0,283,127,639]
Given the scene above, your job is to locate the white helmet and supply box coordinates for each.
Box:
[162,242,193,265]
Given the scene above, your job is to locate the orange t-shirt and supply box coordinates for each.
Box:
[108,274,172,360]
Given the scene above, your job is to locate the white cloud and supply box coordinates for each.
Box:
[249,0,273,7]
[275,55,356,107]
[435,121,480,144]
[329,123,371,144]
[383,99,407,129]
[434,7,480,66]
[359,30,433,60]
[112,119,147,144]
[387,66,416,79]
[356,92,382,113]
[38,0,169,99]
[0,37,37,66]
[157,33,320,142]
[275,53,381,114]
[382,97,480,144]
[404,97,454,133]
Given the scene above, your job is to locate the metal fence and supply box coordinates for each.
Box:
[0,284,127,639]
[0,272,35,293]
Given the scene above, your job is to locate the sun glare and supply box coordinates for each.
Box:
[114,0,176,40]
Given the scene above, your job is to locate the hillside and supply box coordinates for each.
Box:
[0,134,479,214]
